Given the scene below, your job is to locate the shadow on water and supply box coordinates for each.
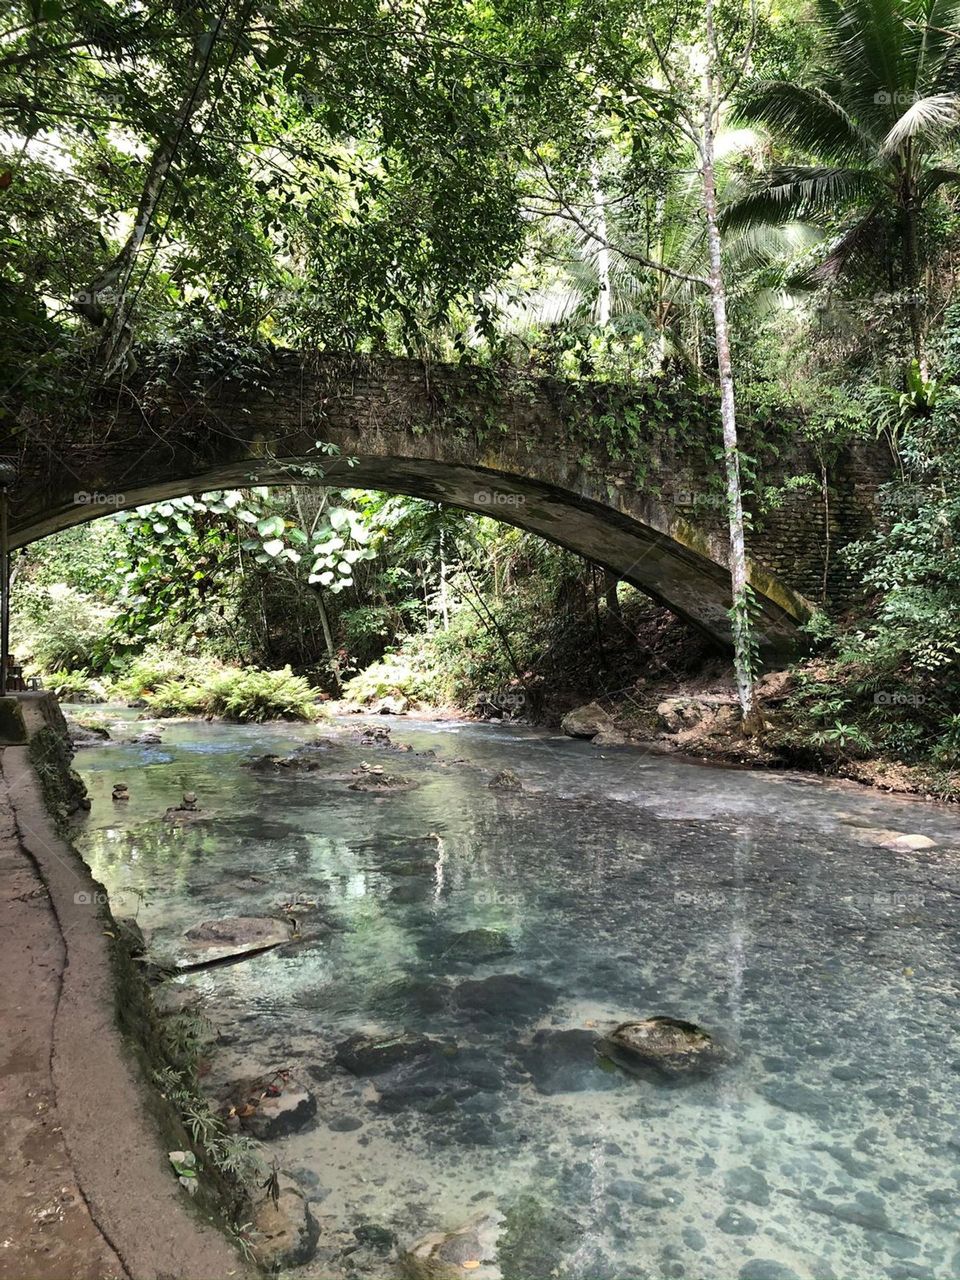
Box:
[72,708,960,1280]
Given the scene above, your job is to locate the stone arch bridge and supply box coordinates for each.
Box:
[2,352,886,657]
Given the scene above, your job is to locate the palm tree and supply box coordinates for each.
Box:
[726,0,960,365]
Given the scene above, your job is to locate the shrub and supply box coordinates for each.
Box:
[342,648,444,705]
[45,670,108,702]
[145,665,320,722]
[199,667,320,722]
[109,647,218,701]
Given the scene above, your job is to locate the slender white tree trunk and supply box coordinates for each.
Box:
[591,162,612,326]
[699,0,758,726]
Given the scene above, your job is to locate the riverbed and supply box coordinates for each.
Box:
[71,710,960,1280]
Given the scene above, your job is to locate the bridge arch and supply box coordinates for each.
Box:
[3,352,885,657]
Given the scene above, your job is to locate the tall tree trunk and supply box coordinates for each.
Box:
[700,0,759,728]
[591,161,612,326]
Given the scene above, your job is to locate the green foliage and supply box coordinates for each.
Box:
[146,665,321,723]
[13,582,116,673]
[44,670,107,703]
[342,650,442,706]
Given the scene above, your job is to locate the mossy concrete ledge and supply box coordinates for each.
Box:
[2,692,255,1280]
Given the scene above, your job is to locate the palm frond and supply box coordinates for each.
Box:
[918,164,960,195]
[804,203,888,281]
[721,167,879,230]
[736,81,873,159]
[880,91,960,153]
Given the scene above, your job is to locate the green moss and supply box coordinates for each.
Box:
[27,724,88,826]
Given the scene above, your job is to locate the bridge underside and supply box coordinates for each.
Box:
[13,454,811,658]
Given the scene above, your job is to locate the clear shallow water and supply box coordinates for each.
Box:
[71,709,960,1280]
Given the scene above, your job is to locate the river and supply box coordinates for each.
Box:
[71,710,960,1280]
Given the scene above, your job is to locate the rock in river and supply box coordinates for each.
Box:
[335,1031,450,1075]
[423,928,515,966]
[452,974,556,1024]
[180,916,292,965]
[250,1175,320,1268]
[513,1028,622,1095]
[348,766,418,793]
[226,1072,318,1140]
[489,770,523,791]
[598,1016,728,1080]
[560,701,612,738]
[402,1211,503,1280]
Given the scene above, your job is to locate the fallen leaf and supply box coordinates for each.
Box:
[462,1263,480,1271]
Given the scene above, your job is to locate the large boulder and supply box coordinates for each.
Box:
[372,694,410,715]
[401,1211,503,1280]
[560,702,612,738]
[250,1176,320,1269]
[656,696,738,735]
[591,727,628,747]
[598,1016,729,1081]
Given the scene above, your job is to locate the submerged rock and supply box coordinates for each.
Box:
[560,702,612,738]
[441,928,514,964]
[368,975,454,1018]
[348,766,418,793]
[513,1028,622,1095]
[334,1031,449,1075]
[598,1016,728,1080]
[373,1044,505,1114]
[452,974,556,1025]
[488,770,523,791]
[180,915,292,965]
[250,1175,320,1268]
[401,1211,503,1280]
[498,1194,580,1280]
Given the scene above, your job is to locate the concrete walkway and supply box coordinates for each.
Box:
[0,729,254,1280]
